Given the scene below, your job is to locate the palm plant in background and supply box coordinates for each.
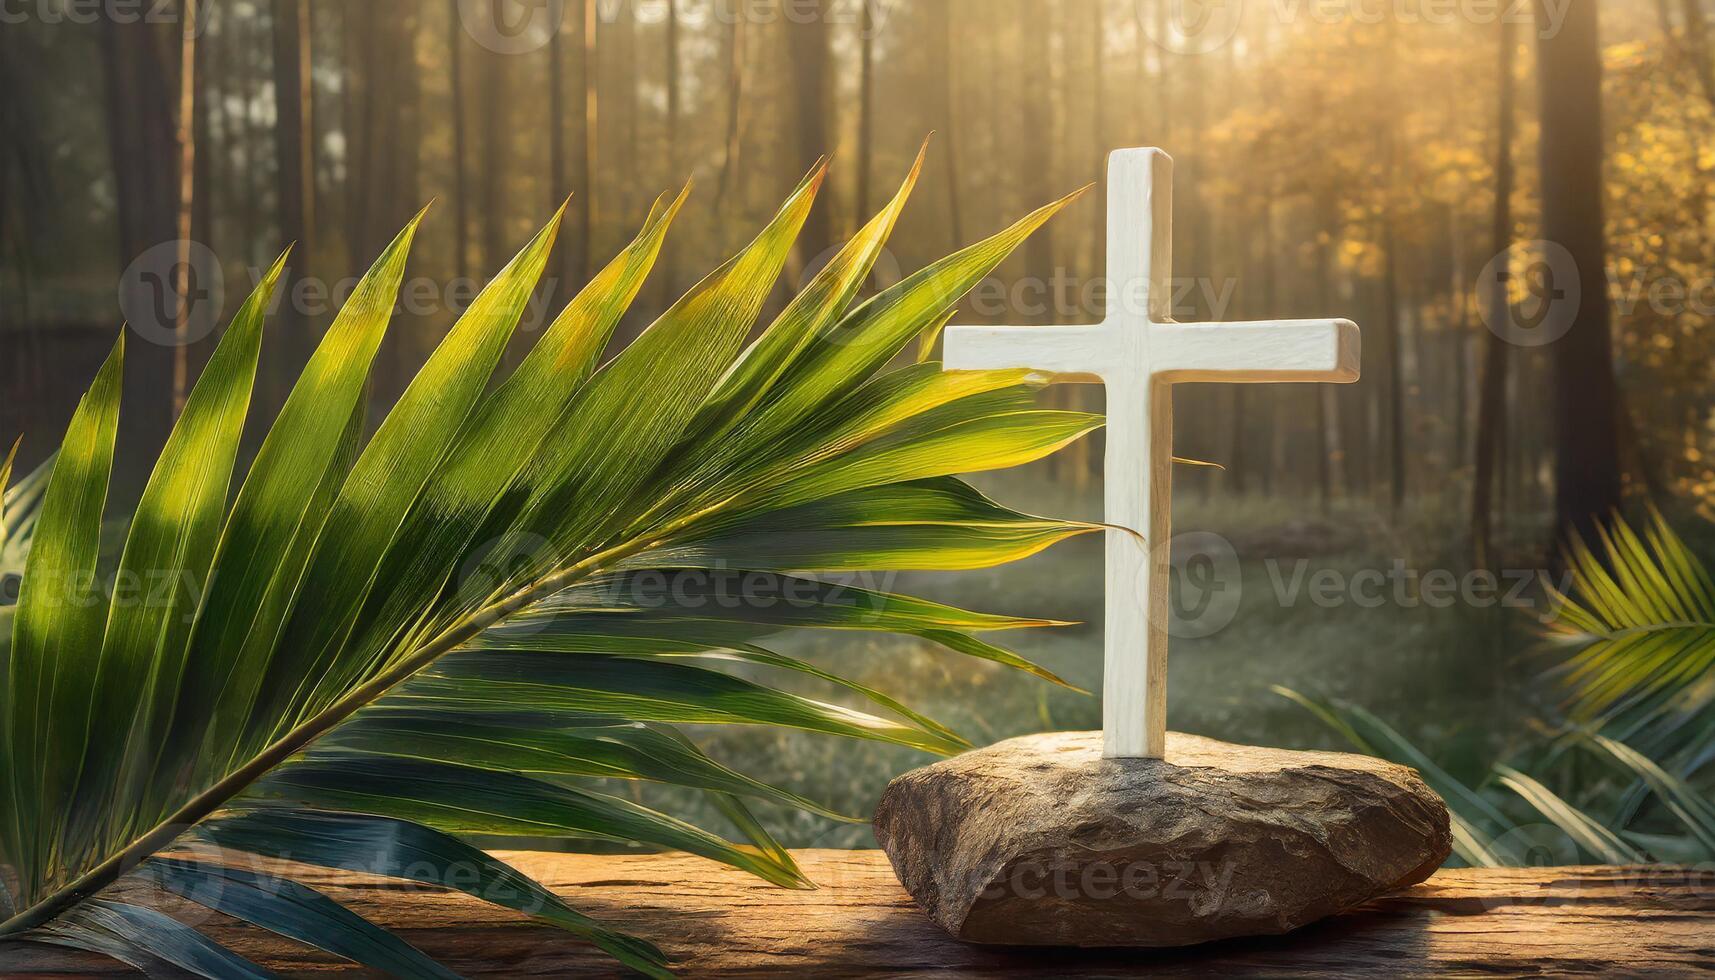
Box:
[0,151,1108,976]
[0,449,50,642]
[1281,512,1715,868]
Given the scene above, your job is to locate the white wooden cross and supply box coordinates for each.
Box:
[943,148,1360,759]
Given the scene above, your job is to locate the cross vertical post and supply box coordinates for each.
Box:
[939,148,1359,760]
[1103,149,1175,759]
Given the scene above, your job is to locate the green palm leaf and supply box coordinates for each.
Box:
[0,158,1096,976]
[324,706,852,818]
[0,449,53,665]
[1546,511,1715,762]
[1278,687,1715,868]
[6,335,124,899]
[1274,686,1510,867]
[1492,764,1645,864]
[135,859,456,979]
[1581,733,1715,854]
[33,899,273,979]
[190,807,671,977]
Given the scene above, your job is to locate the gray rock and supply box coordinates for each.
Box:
[873,730,1451,947]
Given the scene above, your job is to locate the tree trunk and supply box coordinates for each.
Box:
[1154,0,1171,140]
[449,0,469,274]
[666,0,681,180]
[172,0,199,416]
[938,0,964,248]
[100,15,179,477]
[383,4,421,254]
[193,4,213,263]
[1072,3,1104,491]
[1314,194,1346,510]
[341,2,417,267]
[785,0,833,269]
[1678,0,1715,106]
[573,0,596,282]
[1449,206,1469,474]
[1472,16,1516,566]
[548,9,568,301]
[1381,219,1405,513]
[340,2,370,261]
[479,45,508,268]
[1536,0,1622,545]
[856,0,874,223]
[614,7,639,219]
[1091,0,1105,207]
[1020,0,1054,293]
[0,27,49,396]
[239,13,264,262]
[662,0,681,299]
[715,15,745,213]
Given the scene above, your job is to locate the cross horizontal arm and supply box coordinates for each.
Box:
[940,324,1112,383]
[1151,319,1360,383]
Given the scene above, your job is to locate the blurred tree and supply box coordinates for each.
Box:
[448,0,469,274]
[1020,0,1054,291]
[715,14,745,213]
[272,0,314,361]
[1537,0,1623,544]
[1678,0,1715,103]
[548,4,568,302]
[666,0,681,181]
[171,0,199,414]
[99,15,178,467]
[857,0,874,222]
[785,0,833,266]
[937,0,965,248]
[7,0,1715,558]
[574,0,597,282]
[479,24,508,268]
[1473,17,1518,567]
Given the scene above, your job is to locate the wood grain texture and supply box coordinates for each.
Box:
[3,851,1712,977]
[939,147,1361,759]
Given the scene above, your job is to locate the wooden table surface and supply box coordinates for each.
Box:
[4,850,1714,977]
